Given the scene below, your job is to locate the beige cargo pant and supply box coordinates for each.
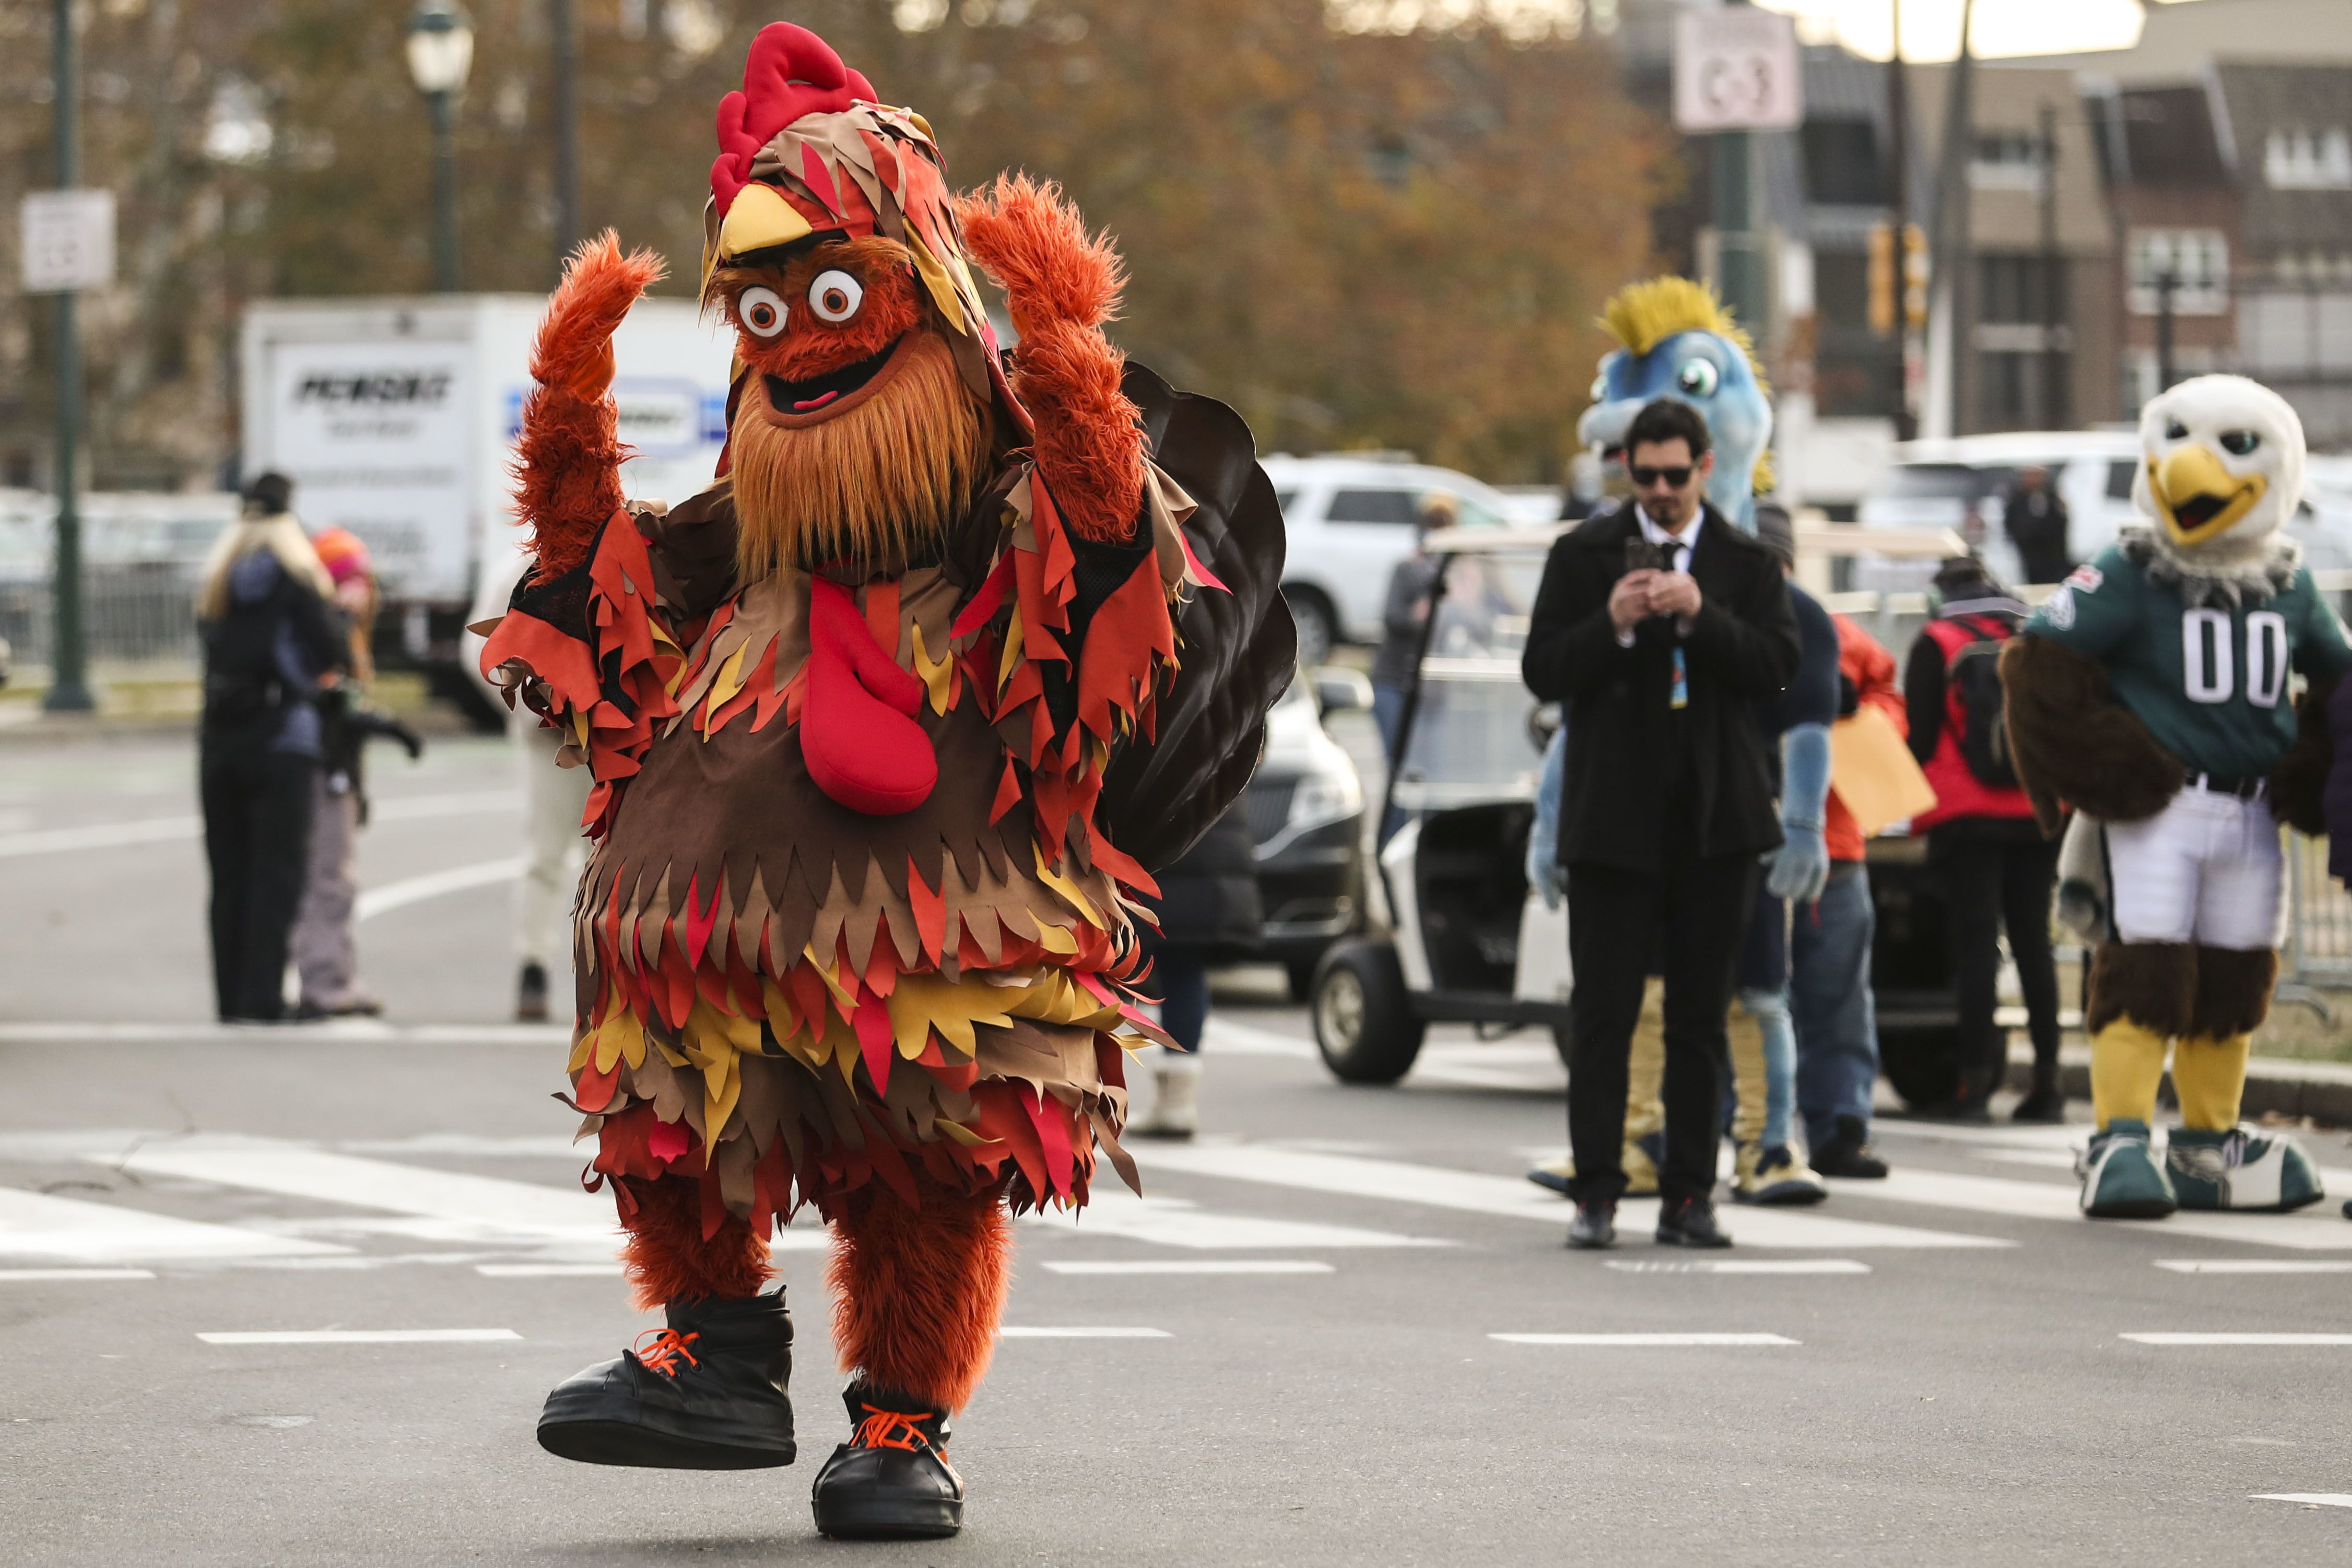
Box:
[1618,977,1768,1194]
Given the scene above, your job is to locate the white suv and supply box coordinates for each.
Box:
[1260,454,1522,666]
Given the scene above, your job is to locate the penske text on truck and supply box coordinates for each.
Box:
[240,294,729,721]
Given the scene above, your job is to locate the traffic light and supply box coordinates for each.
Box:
[1867,222,1896,335]
[1903,223,1928,327]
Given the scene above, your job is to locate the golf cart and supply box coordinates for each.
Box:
[1309,527,1569,1082]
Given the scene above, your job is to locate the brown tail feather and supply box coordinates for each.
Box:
[512,231,667,580]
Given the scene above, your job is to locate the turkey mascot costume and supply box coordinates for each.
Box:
[2001,374,2341,1220]
[478,23,1291,1539]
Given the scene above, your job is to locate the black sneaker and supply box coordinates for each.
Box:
[2010,1081,2067,1124]
[516,961,550,1023]
[1813,1115,1890,1179]
[1566,1200,1616,1249]
[536,1290,794,1469]
[811,1383,965,1540]
[1655,1196,1732,1248]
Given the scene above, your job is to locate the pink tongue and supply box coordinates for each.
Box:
[793,390,841,412]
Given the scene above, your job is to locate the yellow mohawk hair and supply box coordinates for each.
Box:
[1596,276,1770,396]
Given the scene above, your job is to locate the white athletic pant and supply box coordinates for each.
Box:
[516,718,593,969]
[2103,784,2284,950]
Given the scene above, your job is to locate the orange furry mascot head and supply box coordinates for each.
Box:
[699,25,1021,580]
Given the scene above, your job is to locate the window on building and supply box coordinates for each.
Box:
[2127,230,2230,315]
[1814,249,1871,331]
[1978,254,2057,324]
[1970,131,2045,191]
[1801,119,1884,205]
[2264,128,2352,191]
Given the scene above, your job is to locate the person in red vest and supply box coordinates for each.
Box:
[1904,557,2065,1123]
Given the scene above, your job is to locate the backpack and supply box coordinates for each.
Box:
[1945,616,2018,788]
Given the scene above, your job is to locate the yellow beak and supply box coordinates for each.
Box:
[2148,443,2266,548]
[716,183,814,263]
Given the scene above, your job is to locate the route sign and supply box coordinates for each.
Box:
[21,189,115,293]
[1674,8,1804,134]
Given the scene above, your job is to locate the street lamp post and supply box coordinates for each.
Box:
[406,0,475,294]
[42,0,91,713]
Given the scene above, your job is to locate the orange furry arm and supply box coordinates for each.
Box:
[513,231,666,579]
[955,175,1145,544]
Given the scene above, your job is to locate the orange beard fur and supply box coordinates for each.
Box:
[728,331,991,581]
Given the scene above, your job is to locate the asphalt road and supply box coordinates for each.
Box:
[5,728,2352,1566]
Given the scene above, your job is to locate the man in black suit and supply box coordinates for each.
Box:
[1521,399,1800,1250]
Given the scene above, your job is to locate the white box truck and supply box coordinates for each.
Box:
[239,293,731,722]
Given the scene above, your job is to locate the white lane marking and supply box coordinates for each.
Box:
[1973,1149,2081,1170]
[1412,1041,1565,1093]
[339,1134,583,1157]
[998,1326,1170,1339]
[1136,1141,2008,1249]
[1856,1168,2352,1250]
[0,1022,571,1045]
[1604,1259,1871,1275]
[1021,1184,1445,1251]
[1040,1260,1334,1276]
[477,1263,617,1277]
[356,856,524,922]
[1198,1019,1316,1058]
[2122,1333,2352,1346]
[1873,1121,2087,1149]
[100,1138,618,1242]
[0,790,514,860]
[197,1329,522,1345]
[1492,1333,1799,1347]
[2253,1494,2352,1508]
[0,1186,349,1262]
[2156,1259,2352,1274]
[0,1266,155,1281]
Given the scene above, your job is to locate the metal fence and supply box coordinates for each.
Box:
[0,562,204,674]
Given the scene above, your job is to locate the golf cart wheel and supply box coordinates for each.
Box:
[1880,1023,1961,1110]
[1312,940,1425,1084]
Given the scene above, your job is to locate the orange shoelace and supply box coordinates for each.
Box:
[852,1403,933,1452]
[633,1328,701,1377]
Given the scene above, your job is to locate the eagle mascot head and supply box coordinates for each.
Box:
[2128,373,2308,607]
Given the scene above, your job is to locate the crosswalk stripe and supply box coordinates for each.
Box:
[1135,1141,2010,1249]
[1604,1259,1871,1275]
[1845,1168,2352,1250]
[0,791,514,860]
[2155,1259,2352,1274]
[0,1266,156,1281]
[2252,1494,2352,1508]
[1021,1184,1445,1251]
[355,857,524,923]
[1491,1333,1798,1346]
[1040,1260,1334,1276]
[197,1329,522,1345]
[103,1139,618,1242]
[0,1186,349,1262]
[2122,1333,2352,1345]
[998,1326,1170,1338]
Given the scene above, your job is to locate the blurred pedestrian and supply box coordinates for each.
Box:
[1368,493,1456,762]
[2002,466,2072,586]
[195,473,347,1023]
[1132,801,1263,1139]
[1904,557,2064,1122]
[1795,608,1902,1177]
[1522,398,1800,1250]
[290,528,424,1019]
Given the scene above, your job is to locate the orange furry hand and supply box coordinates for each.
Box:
[514,231,667,579]
[954,175,1144,544]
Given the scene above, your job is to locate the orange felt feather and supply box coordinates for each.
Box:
[955,175,1144,544]
[513,231,667,581]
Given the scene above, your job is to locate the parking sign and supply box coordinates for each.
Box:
[1674,8,1804,134]
[21,189,116,293]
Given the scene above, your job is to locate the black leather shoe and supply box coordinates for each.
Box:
[536,1290,794,1469]
[811,1383,965,1540]
[515,961,550,1023]
[1656,1197,1733,1248]
[2010,1081,2066,1124]
[1813,1115,1890,1179]
[1566,1200,1617,1249]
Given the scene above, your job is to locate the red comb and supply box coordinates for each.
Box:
[710,23,877,214]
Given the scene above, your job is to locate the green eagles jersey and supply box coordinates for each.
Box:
[2022,540,2352,780]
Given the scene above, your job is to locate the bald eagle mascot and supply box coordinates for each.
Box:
[2002,375,2344,1218]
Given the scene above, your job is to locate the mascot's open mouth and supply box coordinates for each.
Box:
[758,334,914,425]
[2149,444,2266,546]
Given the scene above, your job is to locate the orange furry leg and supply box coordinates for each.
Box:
[615,1173,774,1312]
[955,174,1145,544]
[826,1173,1013,1411]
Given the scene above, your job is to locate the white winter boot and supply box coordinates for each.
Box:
[1134,1047,1201,1140]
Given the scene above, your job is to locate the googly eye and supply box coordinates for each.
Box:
[2220,429,2261,457]
[737,286,787,339]
[2165,419,2189,441]
[1676,358,1720,398]
[807,269,863,324]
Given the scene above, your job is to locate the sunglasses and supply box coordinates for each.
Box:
[1629,465,1695,489]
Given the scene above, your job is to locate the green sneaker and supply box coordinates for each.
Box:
[2078,1119,2177,1219]
[2167,1127,2327,1213]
